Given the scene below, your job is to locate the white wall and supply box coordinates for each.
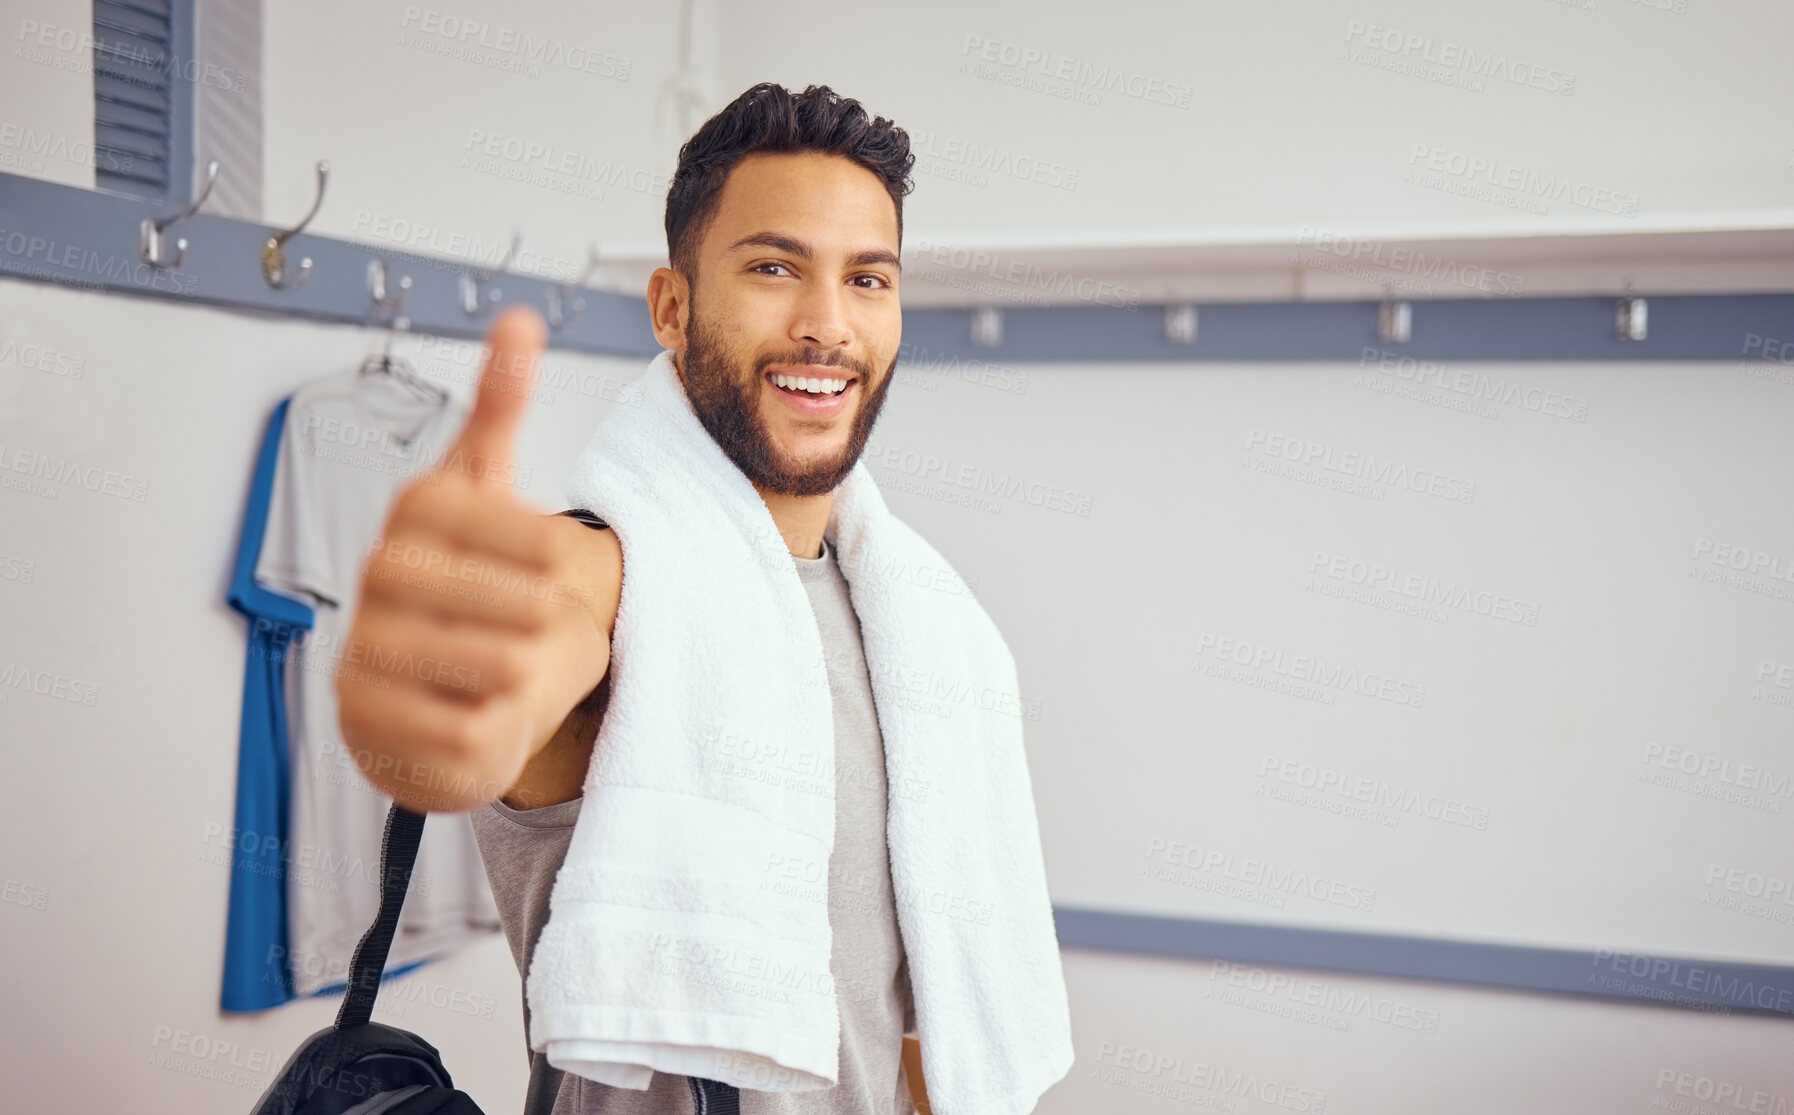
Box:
[1060,950,1794,1115]
[705,0,1794,244]
[3,0,1793,1111]
[252,0,1794,296]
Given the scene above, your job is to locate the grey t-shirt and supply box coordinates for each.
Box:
[471,536,918,1115]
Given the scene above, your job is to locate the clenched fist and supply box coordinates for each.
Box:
[335,306,620,813]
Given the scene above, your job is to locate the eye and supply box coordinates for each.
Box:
[851,274,894,291]
[751,262,794,277]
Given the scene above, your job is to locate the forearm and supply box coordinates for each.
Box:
[902,1034,931,1112]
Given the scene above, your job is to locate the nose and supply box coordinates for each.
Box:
[789,281,852,354]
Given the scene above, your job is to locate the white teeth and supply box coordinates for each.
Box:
[771,372,848,395]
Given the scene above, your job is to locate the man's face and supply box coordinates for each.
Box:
[673,151,902,498]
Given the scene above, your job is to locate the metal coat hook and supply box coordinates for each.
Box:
[263,160,329,290]
[1164,303,1198,345]
[970,305,1003,348]
[1615,277,1648,342]
[546,242,601,330]
[363,259,441,405]
[141,159,219,270]
[1377,286,1412,344]
[367,258,411,321]
[460,229,522,316]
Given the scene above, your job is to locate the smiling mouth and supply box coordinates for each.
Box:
[765,368,853,397]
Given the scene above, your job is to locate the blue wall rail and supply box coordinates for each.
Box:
[3,171,1790,363]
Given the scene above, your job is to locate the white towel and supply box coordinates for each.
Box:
[527,347,1074,1113]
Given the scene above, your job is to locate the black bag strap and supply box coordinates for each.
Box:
[688,1075,742,1113]
[335,801,743,1107]
[335,801,424,1029]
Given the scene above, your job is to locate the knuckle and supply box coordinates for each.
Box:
[490,640,532,691]
[349,614,395,666]
[436,724,500,798]
[444,711,488,759]
[518,588,558,629]
[360,557,402,602]
[489,581,549,629]
[335,683,361,723]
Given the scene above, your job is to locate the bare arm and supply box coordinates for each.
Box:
[333,308,623,814]
[497,516,621,810]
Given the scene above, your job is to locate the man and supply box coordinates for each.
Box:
[335,83,927,1113]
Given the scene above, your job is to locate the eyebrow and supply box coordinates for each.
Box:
[723,231,902,275]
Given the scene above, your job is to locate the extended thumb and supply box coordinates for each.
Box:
[446,305,547,487]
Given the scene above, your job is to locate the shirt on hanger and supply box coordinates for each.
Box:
[255,365,501,998]
[222,396,314,1012]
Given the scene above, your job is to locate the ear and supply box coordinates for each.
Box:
[646,266,691,351]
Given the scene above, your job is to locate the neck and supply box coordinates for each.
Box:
[757,486,832,559]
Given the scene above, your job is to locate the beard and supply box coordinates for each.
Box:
[676,292,897,498]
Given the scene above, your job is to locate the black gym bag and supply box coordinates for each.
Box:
[249,802,743,1114]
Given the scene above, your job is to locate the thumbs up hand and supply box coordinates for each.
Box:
[336,307,612,813]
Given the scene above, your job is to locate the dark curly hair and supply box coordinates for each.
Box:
[664,82,914,288]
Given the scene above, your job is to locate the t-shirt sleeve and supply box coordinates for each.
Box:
[254,398,339,606]
[558,507,610,530]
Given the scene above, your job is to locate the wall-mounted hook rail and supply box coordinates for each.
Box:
[8,163,1791,366]
[141,159,220,269]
